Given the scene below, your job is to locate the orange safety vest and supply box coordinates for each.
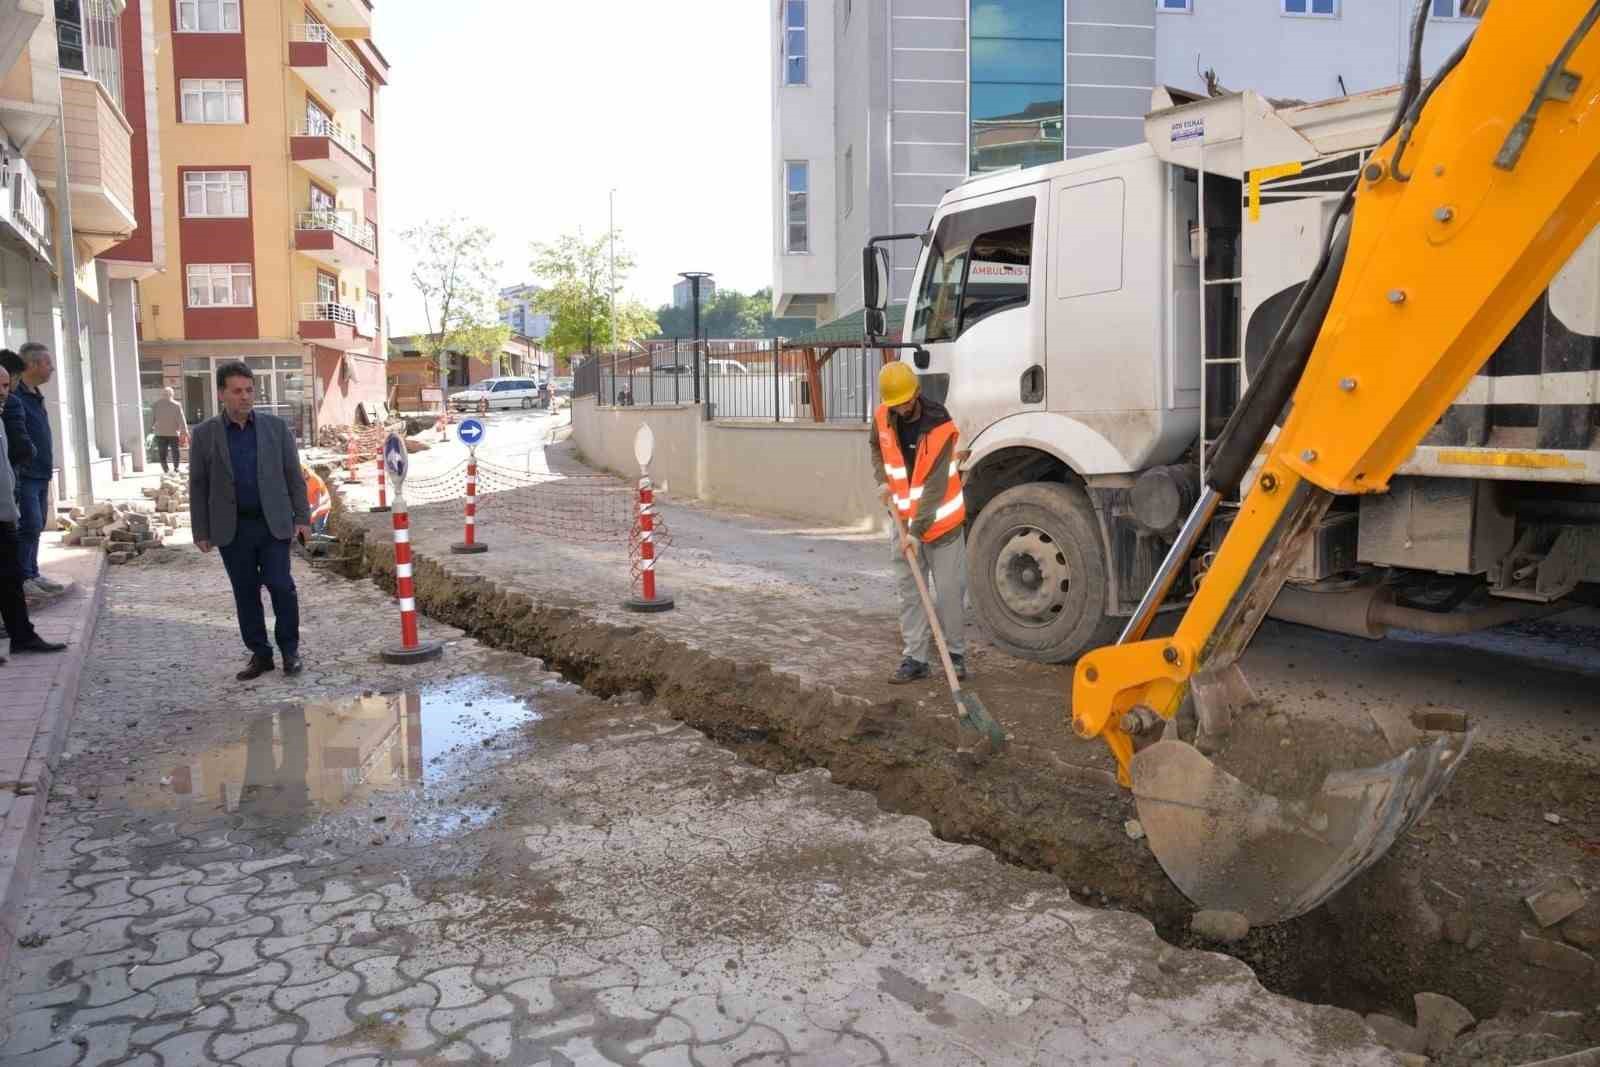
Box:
[874,404,966,542]
[303,467,330,524]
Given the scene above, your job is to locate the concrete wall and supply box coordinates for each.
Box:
[572,397,881,528]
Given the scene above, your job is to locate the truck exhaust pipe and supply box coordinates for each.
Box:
[1267,584,1572,639]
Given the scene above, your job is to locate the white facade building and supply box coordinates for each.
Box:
[771,0,1477,325]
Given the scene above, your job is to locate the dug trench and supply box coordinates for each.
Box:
[331,516,1598,1037]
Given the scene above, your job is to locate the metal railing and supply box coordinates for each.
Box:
[589,339,885,423]
[296,209,377,252]
[300,301,357,326]
[57,0,125,111]
[295,115,374,169]
[291,23,371,87]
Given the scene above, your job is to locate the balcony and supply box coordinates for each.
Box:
[299,301,373,352]
[0,0,46,84]
[303,0,371,32]
[290,115,373,189]
[288,23,370,108]
[293,209,376,272]
[26,74,135,259]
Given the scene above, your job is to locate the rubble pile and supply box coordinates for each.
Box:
[58,475,190,564]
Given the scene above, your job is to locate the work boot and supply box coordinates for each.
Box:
[282,655,304,677]
[951,654,968,681]
[236,654,275,681]
[889,657,929,685]
[11,636,66,653]
[31,575,67,594]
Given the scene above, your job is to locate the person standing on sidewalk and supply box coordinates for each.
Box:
[150,386,186,473]
[11,342,66,600]
[870,362,969,685]
[189,361,311,681]
[0,365,66,663]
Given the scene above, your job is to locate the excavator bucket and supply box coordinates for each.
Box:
[1130,725,1474,925]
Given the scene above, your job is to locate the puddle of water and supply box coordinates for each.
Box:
[114,681,542,831]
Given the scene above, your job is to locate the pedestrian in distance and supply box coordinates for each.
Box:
[150,386,187,473]
[0,364,67,663]
[189,360,311,681]
[871,361,969,684]
[10,341,68,600]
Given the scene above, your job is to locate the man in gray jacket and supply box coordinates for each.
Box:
[150,386,186,473]
[0,365,66,661]
[190,361,311,681]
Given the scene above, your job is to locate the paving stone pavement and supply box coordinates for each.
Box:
[0,537,1396,1064]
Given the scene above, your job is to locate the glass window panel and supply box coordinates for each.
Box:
[970,37,1062,84]
[785,0,805,28]
[1312,0,1335,11]
[185,183,203,215]
[912,198,1035,344]
[204,92,224,122]
[786,161,807,194]
[785,55,805,84]
[276,356,302,369]
[227,88,244,122]
[971,0,1063,39]
[1283,0,1306,10]
[234,267,253,306]
[183,357,209,371]
[245,357,272,370]
[971,83,1063,173]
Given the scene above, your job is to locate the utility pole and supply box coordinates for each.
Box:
[53,98,95,506]
[678,271,711,406]
[608,188,618,352]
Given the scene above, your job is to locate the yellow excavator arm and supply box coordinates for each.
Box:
[1070,0,1600,923]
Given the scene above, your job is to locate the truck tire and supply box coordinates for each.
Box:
[967,481,1121,663]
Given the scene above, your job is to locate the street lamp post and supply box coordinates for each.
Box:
[678,271,711,406]
[609,189,618,354]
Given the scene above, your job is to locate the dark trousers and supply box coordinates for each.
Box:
[218,516,299,660]
[155,436,180,472]
[15,476,48,581]
[0,520,38,645]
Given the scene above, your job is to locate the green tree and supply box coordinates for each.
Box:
[650,286,813,340]
[400,217,510,382]
[529,229,657,358]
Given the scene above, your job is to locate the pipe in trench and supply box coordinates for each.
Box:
[1268,583,1573,639]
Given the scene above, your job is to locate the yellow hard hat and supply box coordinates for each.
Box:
[879,361,919,407]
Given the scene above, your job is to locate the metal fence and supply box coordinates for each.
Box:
[578,339,891,424]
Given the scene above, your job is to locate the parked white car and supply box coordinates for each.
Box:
[451,377,542,411]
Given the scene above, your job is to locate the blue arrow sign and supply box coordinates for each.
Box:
[457,418,486,447]
[383,433,408,486]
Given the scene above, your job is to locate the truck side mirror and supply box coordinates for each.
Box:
[865,308,886,338]
[862,246,890,316]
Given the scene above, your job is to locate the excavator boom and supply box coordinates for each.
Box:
[1070,0,1600,923]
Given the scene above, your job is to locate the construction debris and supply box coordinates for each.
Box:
[57,482,186,563]
[1525,877,1588,929]
[1414,991,1475,1055]
[1518,930,1596,975]
[1365,1013,1428,1056]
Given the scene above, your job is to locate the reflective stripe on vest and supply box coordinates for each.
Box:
[874,404,966,542]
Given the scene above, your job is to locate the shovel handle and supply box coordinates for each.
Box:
[889,508,964,697]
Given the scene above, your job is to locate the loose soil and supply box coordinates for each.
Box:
[332,515,1599,1035]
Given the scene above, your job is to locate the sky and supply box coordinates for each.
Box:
[376,0,773,335]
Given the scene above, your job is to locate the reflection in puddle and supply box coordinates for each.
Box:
[129,684,541,831]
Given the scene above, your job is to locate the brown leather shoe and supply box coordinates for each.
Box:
[236,654,274,681]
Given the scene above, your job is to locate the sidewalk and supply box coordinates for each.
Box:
[0,541,106,984]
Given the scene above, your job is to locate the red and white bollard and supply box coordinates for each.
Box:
[344,436,359,484]
[372,456,389,513]
[622,470,674,613]
[451,452,488,554]
[380,492,442,664]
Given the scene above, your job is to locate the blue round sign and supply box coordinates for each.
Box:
[383,433,408,486]
[457,418,486,447]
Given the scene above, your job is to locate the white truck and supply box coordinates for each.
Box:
[864,86,1600,662]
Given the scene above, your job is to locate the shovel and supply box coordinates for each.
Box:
[889,508,1007,749]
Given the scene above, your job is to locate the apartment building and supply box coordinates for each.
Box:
[671,274,715,310]
[136,0,390,443]
[771,0,1478,324]
[0,0,163,500]
[500,282,552,342]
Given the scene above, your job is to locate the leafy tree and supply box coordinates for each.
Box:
[529,229,657,358]
[399,217,510,381]
[650,286,814,340]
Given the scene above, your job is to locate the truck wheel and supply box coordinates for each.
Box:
[967,481,1121,663]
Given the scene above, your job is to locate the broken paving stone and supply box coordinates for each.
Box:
[1414,992,1475,1054]
[1543,813,1564,825]
[1561,916,1598,950]
[1527,1010,1587,1041]
[1365,1013,1429,1055]
[1518,930,1595,975]
[1524,876,1587,928]
[1190,910,1249,943]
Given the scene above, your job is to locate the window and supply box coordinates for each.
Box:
[182,170,248,218]
[783,0,806,85]
[186,264,254,308]
[1158,0,1191,9]
[305,96,331,134]
[176,0,240,32]
[56,0,123,108]
[971,1,1064,174]
[316,271,337,305]
[365,292,379,327]
[180,78,245,123]
[911,198,1035,344]
[308,183,336,213]
[1431,0,1478,15]
[843,146,853,217]
[784,161,809,253]
[1282,0,1337,15]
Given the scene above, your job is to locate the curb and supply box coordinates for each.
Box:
[0,550,110,1000]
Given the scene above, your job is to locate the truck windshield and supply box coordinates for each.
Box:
[911,196,1035,344]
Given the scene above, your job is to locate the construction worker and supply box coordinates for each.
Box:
[871,361,967,684]
[302,464,331,534]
